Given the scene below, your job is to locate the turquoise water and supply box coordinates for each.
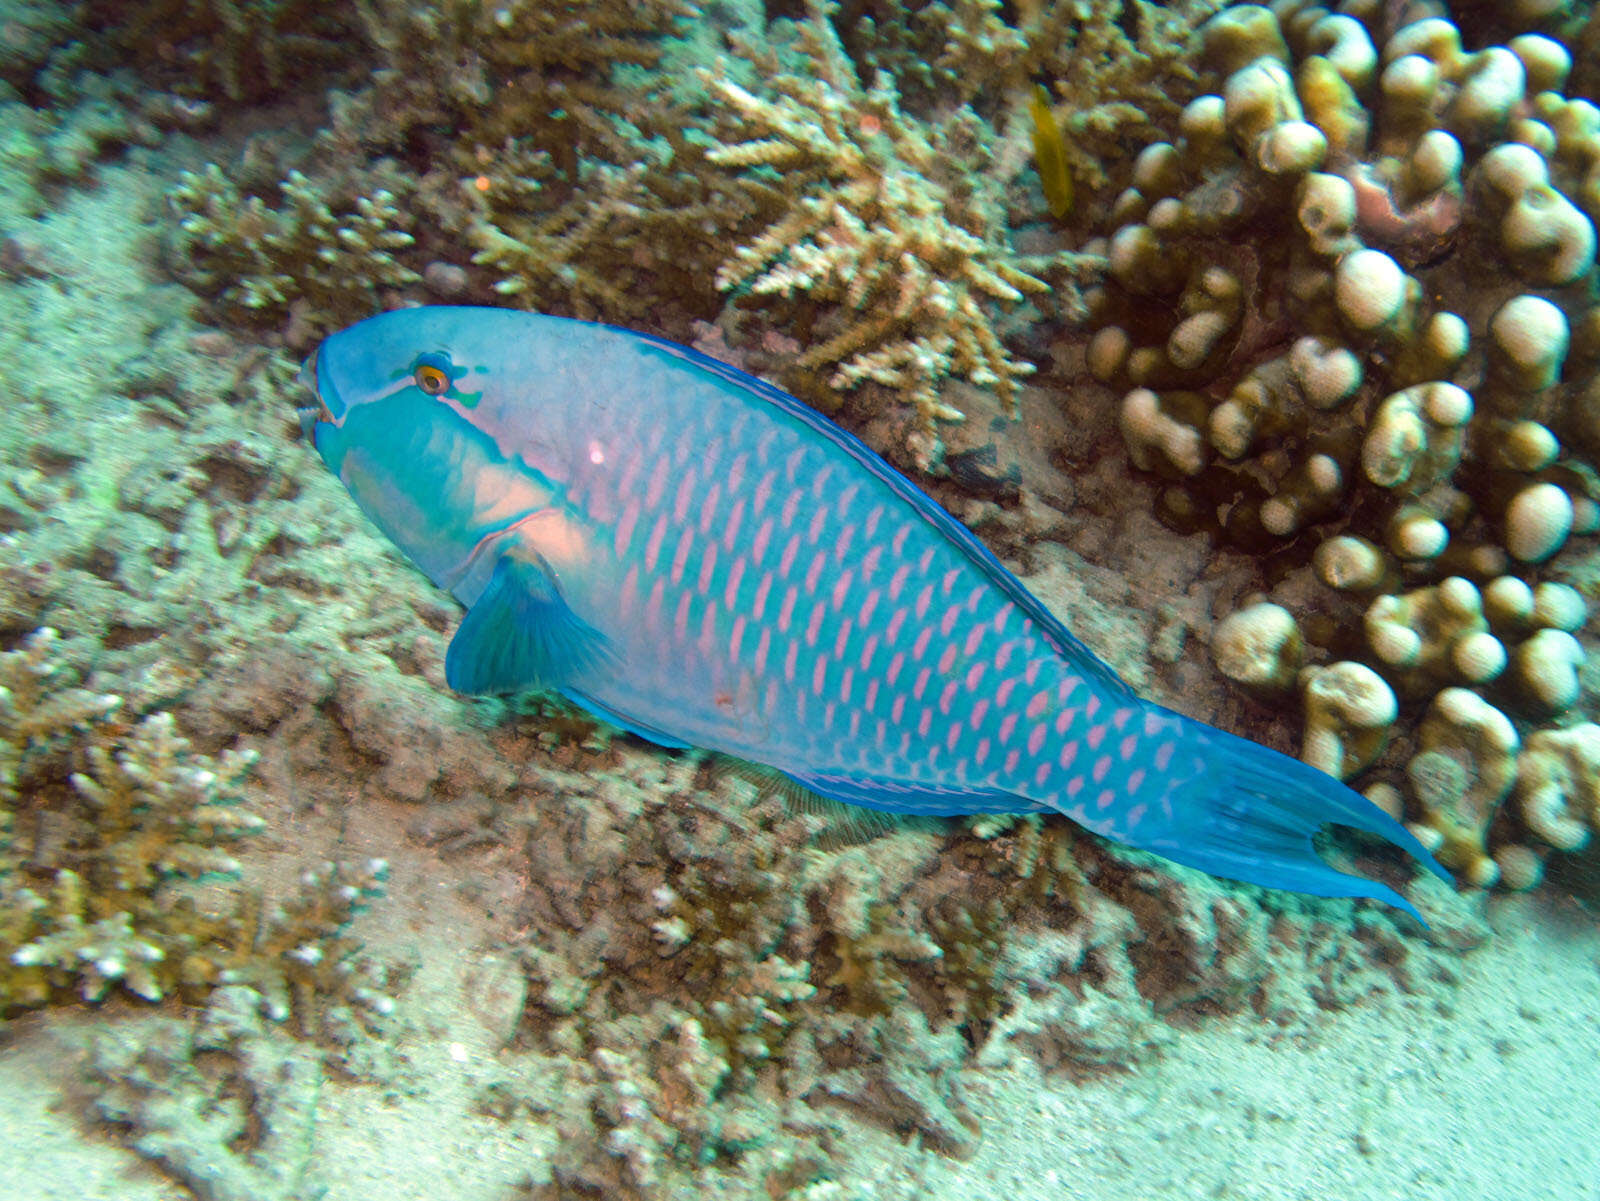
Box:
[2,2,1598,1199]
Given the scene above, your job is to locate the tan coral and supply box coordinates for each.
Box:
[1299,660,1397,780]
[1086,2,1600,894]
[1209,339,1361,462]
[1510,627,1585,712]
[1212,601,1304,696]
[1364,577,1505,688]
[1119,388,1210,476]
[1360,382,1473,493]
[1514,724,1600,853]
[1314,533,1390,591]
[1476,142,1597,286]
[1405,688,1520,888]
[1502,482,1575,564]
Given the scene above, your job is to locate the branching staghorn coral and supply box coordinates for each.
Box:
[1,630,388,1026]
[702,0,1072,467]
[168,163,418,331]
[848,0,1227,191]
[343,0,775,335]
[1,628,121,807]
[356,0,692,172]
[465,115,779,333]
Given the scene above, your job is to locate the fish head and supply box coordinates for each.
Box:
[299,305,576,596]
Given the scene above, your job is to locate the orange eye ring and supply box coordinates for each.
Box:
[414,363,450,395]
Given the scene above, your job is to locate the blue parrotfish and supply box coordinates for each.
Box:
[300,306,1448,920]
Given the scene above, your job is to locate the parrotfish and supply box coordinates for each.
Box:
[301,306,1447,920]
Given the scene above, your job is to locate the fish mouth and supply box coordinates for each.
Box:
[295,347,336,439]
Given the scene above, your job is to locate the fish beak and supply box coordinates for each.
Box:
[295,350,335,440]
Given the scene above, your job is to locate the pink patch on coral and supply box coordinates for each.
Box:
[1344,161,1462,264]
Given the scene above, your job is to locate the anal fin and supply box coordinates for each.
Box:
[784,768,1037,818]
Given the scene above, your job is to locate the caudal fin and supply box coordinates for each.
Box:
[1139,717,1450,923]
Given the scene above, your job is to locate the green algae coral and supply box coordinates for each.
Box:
[1,630,388,1024]
[168,163,418,331]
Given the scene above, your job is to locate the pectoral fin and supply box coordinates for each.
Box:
[445,549,613,695]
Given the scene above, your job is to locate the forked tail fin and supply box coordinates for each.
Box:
[1136,714,1450,923]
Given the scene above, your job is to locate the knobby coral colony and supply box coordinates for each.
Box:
[1093,3,1600,892]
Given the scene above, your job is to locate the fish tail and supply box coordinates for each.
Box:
[1128,712,1450,923]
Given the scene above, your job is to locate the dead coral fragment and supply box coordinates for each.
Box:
[1,628,121,803]
[169,164,418,329]
[705,0,1051,462]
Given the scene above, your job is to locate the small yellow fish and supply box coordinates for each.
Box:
[1029,84,1074,221]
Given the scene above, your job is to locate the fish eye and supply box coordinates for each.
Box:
[414,361,451,396]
